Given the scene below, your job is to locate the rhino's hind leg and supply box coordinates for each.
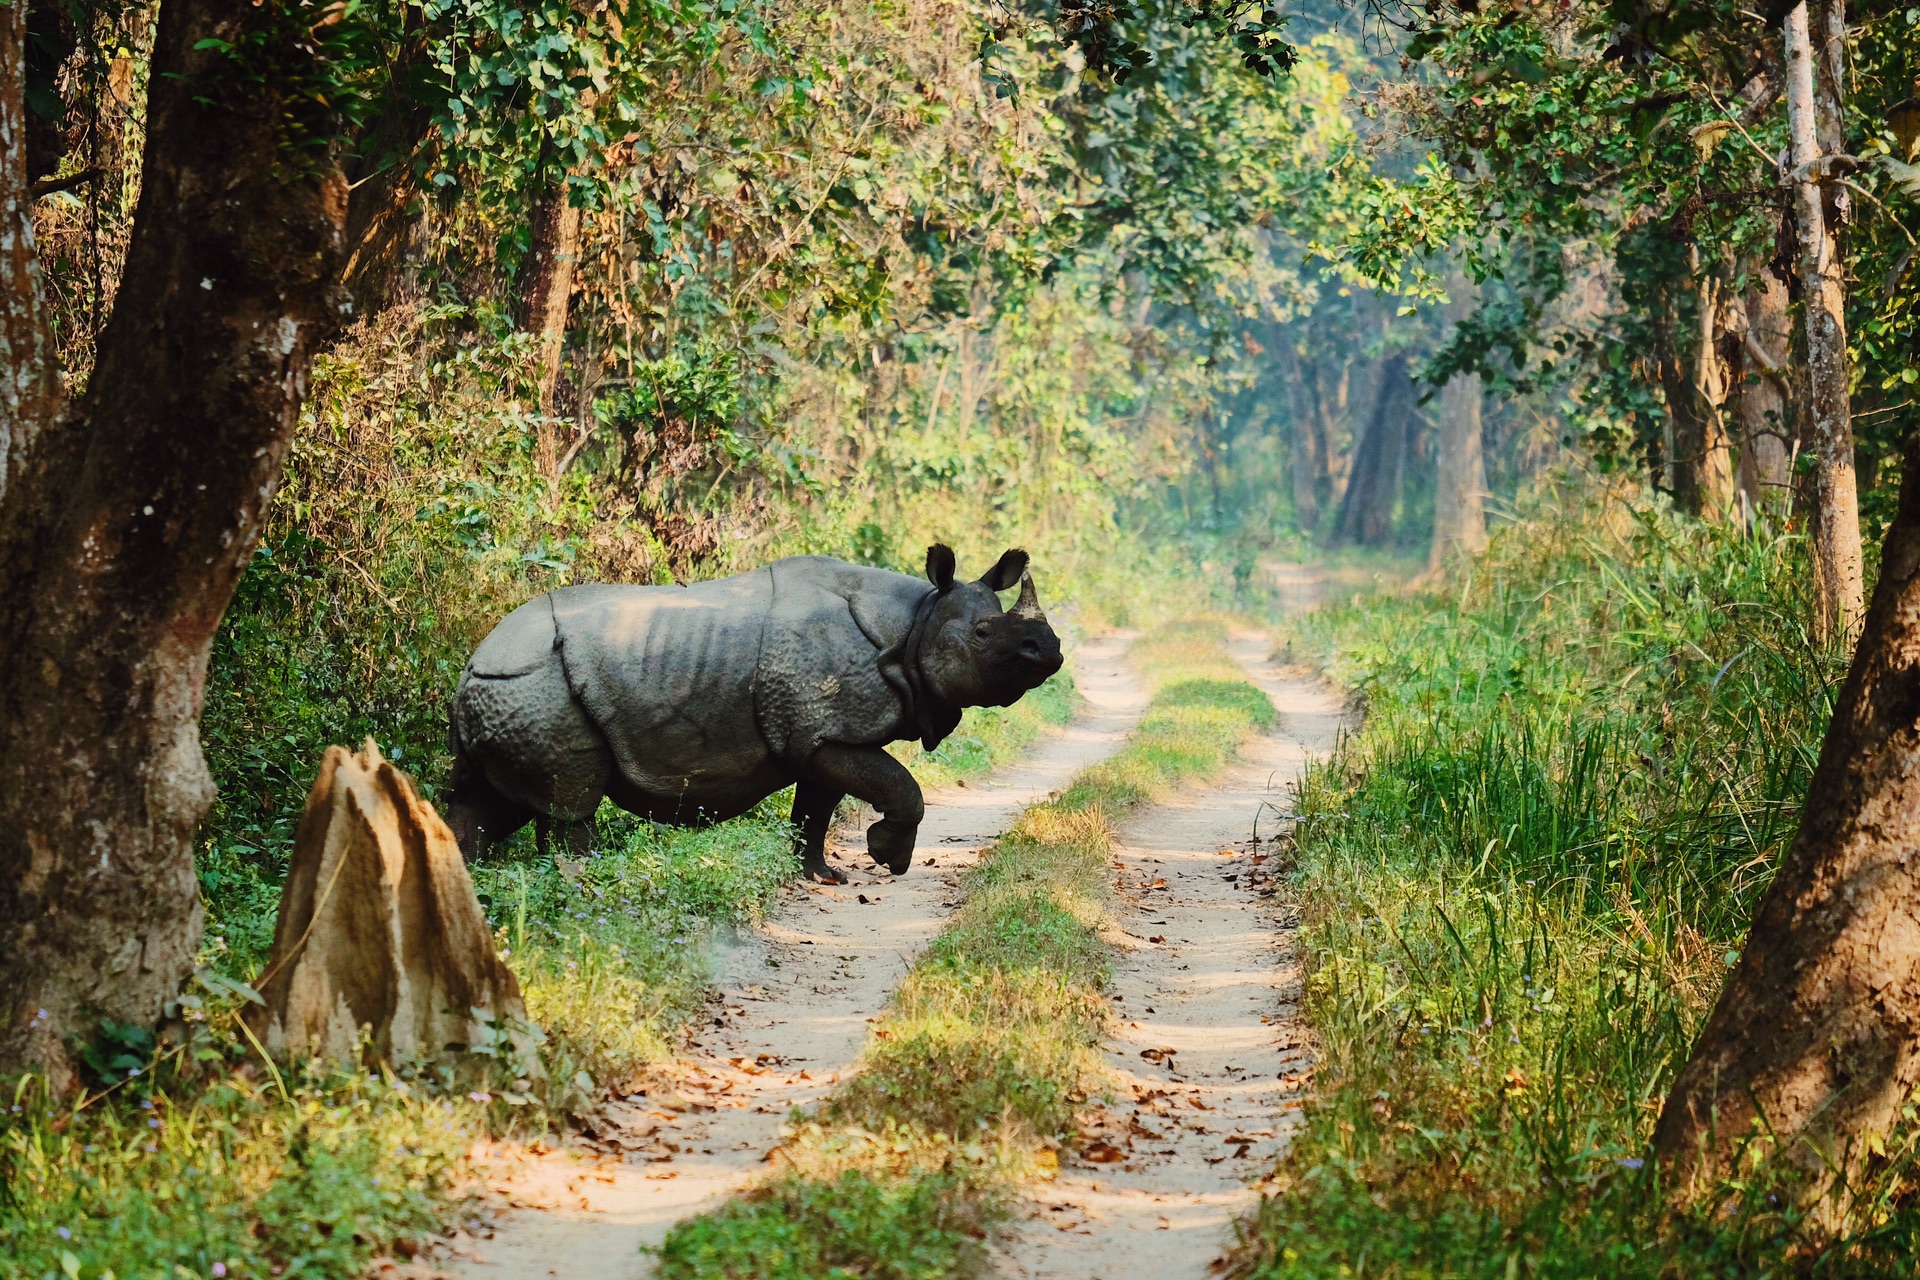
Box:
[791,781,848,884]
[535,814,597,861]
[802,744,924,876]
[450,656,615,860]
[445,752,536,863]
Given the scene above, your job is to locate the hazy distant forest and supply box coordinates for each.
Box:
[4,0,1920,1273]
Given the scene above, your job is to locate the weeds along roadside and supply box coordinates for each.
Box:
[1222,491,1920,1278]
[651,618,1275,1280]
[0,676,1074,1280]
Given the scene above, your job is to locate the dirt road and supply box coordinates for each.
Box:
[446,634,1149,1279]
[994,633,1345,1280]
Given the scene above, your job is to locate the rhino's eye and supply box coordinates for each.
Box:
[973,621,993,639]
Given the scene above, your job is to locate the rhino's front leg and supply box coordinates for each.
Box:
[791,780,847,884]
[803,744,925,876]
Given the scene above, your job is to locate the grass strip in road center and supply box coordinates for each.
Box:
[653,619,1277,1280]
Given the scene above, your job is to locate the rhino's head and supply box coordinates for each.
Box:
[917,544,1064,708]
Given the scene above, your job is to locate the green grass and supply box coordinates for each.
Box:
[0,799,803,1280]
[653,618,1276,1279]
[0,1040,476,1280]
[657,1126,1011,1280]
[1223,489,1920,1279]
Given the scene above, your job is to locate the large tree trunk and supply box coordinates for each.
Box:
[338,28,438,319]
[1282,343,1327,532]
[1654,428,1920,1215]
[0,0,347,1088]
[1430,285,1489,566]
[1429,371,1487,568]
[1659,264,1737,519]
[1331,355,1412,547]
[518,171,584,425]
[1733,267,1795,515]
[1786,0,1865,641]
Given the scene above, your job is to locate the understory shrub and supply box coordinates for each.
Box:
[1226,488,1920,1278]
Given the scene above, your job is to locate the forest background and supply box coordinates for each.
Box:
[6,0,1920,1272]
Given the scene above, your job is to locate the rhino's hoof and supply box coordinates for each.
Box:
[807,863,850,885]
[877,853,912,876]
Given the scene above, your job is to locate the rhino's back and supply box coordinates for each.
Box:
[755,557,929,757]
[545,572,776,793]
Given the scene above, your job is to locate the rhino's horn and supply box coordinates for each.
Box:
[1010,570,1046,621]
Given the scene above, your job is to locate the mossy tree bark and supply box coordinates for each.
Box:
[1654,429,1920,1211]
[1733,267,1795,514]
[0,0,346,1088]
[518,168,584,424]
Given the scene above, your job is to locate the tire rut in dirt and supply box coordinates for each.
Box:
[994,632,1345,1280]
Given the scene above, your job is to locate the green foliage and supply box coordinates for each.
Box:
[0,1040,473,1280]
[1346,0,1920,486]
[1222,487,1920,1277]
[198,305,594,969]
[653,1146,1002,1280]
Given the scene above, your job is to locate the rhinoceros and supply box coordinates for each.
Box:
[444,545,1063,882]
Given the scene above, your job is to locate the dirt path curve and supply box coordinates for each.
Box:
[447,634,1149,1280]
[995,632,1346,1280]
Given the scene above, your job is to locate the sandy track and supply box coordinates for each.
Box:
[445,634,1149,1280]
[994,633,1345,1280]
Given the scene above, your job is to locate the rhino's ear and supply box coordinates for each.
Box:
[926,544,957,593]
[978,548,1028,593]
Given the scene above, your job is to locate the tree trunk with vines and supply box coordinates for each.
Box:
[0,0,346,1089]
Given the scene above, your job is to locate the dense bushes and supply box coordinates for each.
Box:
[1226,486,1920,1277]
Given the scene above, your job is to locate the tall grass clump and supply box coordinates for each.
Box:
[0,998,481,1280]
[1225,488,1920,1277]
[654,618,1277,1279]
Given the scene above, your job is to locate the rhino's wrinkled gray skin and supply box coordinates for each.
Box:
[444,545,1063,882]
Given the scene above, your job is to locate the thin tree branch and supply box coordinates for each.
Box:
[31,168,101,199]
